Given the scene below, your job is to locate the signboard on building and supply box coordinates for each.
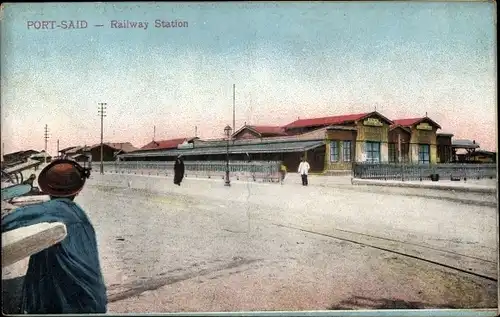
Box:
[364,126,384,141]
[363,118,383,127]
[416,122,433,130]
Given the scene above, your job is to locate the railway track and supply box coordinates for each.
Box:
[272,223,497,282]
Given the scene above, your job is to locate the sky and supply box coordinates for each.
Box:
[1,1,497,154]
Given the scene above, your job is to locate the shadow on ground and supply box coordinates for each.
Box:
[328,296,458,310]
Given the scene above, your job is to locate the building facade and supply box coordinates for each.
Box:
[390,117,442,164]
[436,133,454,163]
[117,111,468,173]
[285,111,394,172]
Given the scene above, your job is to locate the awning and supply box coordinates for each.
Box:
[120,140,325,158]
[451,139,480,149]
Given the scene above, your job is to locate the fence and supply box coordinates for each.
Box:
[101,160,282,182]
[352,162,497,181]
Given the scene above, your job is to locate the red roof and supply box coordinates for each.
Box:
[284,113,370,129]
[391,117,441,129]
[392,118,424,127]
[140,138,188,151]
[248,126,288,136]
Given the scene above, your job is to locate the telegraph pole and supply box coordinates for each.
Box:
[98,102,107,174]
[153,125,156,141]
[57,139,60,158]
[44,124,49,163]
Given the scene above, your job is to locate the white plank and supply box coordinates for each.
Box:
[10,195,50,206]
[3,159,43,175]
[2,222,67,268]
[1,201,19,218]
[2,196,51,219]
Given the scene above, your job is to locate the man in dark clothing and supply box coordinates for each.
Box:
[1,160,107,314]
[173,155,185,186]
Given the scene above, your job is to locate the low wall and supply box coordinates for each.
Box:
[353,163,497,181]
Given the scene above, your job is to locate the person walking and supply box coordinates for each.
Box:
[279,163,287,185]
[297,156,310,186]
[173,155,185,186]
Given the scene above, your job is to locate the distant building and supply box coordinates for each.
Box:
[58,146,79,157]
[2,150,40,166]
[232,125,288,139]
[470,150,496,163]
[106,142,138,157]
[138,138,198,153]
[63,146,91,158]
[451,139,480,162]
[88,142,138,162]
[30,150,52,163]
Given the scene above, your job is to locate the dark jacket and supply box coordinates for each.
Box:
[173,159,185,184]
[1,199,107,314]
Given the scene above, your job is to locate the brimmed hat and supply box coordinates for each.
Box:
[37,159,91,197]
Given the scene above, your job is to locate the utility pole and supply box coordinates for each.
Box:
[195,126,198,138]
[57,139,60,158]
[98,102,107,174]
[153,125,156,141]
[44,124,49,163]
[232,84,236,134]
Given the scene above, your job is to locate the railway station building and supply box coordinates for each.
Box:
[118,111,452,173]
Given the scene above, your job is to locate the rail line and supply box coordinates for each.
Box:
[320,226,495,263]
[272,223,497,282]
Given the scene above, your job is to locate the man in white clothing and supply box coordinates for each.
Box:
[297,156,310,186]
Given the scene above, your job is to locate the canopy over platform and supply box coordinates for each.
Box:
[120,140,326,159]
[451,139,480,150]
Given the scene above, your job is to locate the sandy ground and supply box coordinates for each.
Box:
[2,172,498,312]
[89,174,497,312]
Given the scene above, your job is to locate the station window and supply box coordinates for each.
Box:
[418,144,430,164]
[343,141,352,162]
[365,141,381,163]
[330,141,339,162]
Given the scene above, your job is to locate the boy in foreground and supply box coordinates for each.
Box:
[1,159,107,314]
